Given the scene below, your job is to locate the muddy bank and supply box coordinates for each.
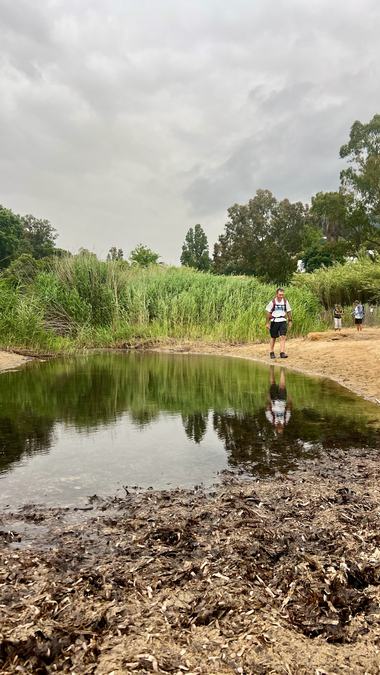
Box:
[151,327,380,404]
[1,450,380,674]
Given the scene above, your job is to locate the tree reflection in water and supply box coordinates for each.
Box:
[182,413,208,444]
[0,352,378,478]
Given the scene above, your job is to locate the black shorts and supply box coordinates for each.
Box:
[270,321,287,338]
[355,318,363,324]
[270,384,287,401]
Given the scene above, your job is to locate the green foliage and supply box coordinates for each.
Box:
[303,240,351,273]
[0,280,56,349]
[2,254,40,286]
[293,256,380,307]
[129,244,160,267]
[310,191,348,242]
[213,190,306,283]
[21,214,57,259]
[310,190,376,251]
[181,224,211,271]
[340,114,380,221]
[0,256,324,350]
[0,205,59,270]
[0,205,24,268]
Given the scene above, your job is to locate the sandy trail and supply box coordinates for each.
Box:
[151,327,380,404]
[0,350,29,372]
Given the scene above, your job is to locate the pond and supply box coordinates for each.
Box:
[0,352,379,507]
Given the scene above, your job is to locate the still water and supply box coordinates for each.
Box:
[0,352,379,506]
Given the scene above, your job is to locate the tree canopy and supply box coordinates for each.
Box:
[213,190,306,283]
[340,114,380,222]
[129,244,160,267]
[180,224,211,271]
[0,206,58,269]
[0,206,25,269]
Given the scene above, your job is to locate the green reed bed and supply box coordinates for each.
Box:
[0,255,325,351]
[293,257,380,308]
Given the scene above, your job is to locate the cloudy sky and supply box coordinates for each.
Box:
[1,0,379,263]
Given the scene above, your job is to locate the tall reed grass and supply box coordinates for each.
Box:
[0,255,325,350]
[293,257,380,307]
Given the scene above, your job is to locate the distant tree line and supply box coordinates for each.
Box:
[181,114,380,282]
[1,114,379,285]
[0,200,162,281]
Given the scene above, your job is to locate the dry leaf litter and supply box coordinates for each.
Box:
[1,449,380,674]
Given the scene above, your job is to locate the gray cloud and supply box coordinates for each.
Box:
[0,0,379,262]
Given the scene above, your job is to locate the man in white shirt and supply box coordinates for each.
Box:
[265,287,292,359]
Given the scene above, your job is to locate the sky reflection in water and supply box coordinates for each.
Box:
[0,352,378,506]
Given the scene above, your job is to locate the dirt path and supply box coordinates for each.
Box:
[151,327,380,404]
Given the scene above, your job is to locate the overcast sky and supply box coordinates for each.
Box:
[1,0,379,263]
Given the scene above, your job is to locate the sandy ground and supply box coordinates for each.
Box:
[150,327,380,404]
[0,350,29,372]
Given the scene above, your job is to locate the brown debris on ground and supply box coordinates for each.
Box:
[1,450,380,674]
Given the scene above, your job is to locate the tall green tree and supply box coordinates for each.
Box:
[129,244,160,267]
[340,114,380,222]
[310,190,377,251]
[310,192,348,242]
[0,205,24,268]
[21,214,57,259]
[180,224,211,271]
[213,190,306,283]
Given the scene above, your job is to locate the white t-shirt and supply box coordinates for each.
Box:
[265,401,291,426]
[266,298,292,322]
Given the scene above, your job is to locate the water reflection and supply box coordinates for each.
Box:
[182,413,208,445]
[265,366,291,434]
[0,352,379,503]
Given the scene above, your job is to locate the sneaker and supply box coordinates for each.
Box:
[280,352,288,359]
[270,352,276,359]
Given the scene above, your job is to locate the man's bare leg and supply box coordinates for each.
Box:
[279,334,286,354]
[270,364,275,385]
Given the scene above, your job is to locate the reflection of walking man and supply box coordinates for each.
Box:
[265,366,291,434]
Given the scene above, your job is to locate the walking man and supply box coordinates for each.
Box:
[266,287,292,359]
[352,300,365,332]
